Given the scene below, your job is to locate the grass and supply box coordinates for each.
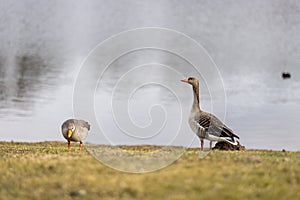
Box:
[0,141,299,200]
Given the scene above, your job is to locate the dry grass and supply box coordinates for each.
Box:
[0,141,299,200]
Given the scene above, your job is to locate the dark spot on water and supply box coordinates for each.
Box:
[282,72,291,79]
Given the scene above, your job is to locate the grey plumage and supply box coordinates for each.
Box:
[61,119,90,150]
[190,110,239,143]
[182,77,239,150]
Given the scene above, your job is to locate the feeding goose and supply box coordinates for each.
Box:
[181,77,239,151]
[61,119,90,151]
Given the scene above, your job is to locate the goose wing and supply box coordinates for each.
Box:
[75,120,91,131]
[195,111,239,139]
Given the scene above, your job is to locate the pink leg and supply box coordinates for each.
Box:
[68,141,70,152]
[200,139,204,151]
[79,141,83,151]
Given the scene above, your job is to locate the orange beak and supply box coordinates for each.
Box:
[68,129,73,138]
[181,78,189,83]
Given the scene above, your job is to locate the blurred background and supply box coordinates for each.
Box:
[0,0,299,150]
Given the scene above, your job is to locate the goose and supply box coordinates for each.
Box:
[181,77,239,151]
[61,119,90,151]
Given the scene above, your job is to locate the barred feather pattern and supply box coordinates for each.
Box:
[184,77,239,146]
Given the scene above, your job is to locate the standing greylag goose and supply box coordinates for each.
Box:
[61,119,90,151]
[181,77,239,151]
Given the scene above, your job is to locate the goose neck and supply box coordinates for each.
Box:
[192,84,200,111]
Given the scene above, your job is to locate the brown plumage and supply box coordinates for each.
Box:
[181,77,239,151]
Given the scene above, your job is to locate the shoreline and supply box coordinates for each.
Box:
[0,141,298,152]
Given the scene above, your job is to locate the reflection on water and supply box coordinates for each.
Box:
[0,56,5,104]
[0,54,60,118]
[0,0,300,151]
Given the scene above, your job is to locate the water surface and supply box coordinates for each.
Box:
[0,0,299,151]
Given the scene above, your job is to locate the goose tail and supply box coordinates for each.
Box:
[224,136,240,146]
[225,138,238,146]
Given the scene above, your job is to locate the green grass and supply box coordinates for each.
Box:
[0,141,299,200]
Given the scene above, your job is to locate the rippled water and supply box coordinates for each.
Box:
[0,0,299,151]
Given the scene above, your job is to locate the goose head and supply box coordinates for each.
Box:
[181,77,199,87]
[67,123,76,138]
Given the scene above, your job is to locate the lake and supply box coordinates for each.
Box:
[0,0,299,151]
